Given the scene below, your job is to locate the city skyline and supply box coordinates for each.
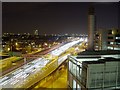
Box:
[1,1,120,89]
[3,2,119,35]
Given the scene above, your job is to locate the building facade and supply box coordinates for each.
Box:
[107,29,120,50]
[68,50,120,90]
[94,29,107,51]
[94,28,120,51]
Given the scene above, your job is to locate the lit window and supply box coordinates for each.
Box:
[116,37,120,39]
[77,84,81,90]
[107,46,113,50]
[117,42,120,45]
[110,42,113,45]
[95,46,98,48]
[2,45,5,47]
[73,79,76,88]
[114,48,120,50]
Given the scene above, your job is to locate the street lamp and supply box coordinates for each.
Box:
[15,42,18,46]
[7,48,10,51]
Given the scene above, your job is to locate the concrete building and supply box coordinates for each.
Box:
[68,50,120,90]
[87,2,120,51]
[67,4,120,90]
[107,28,120,50]
[94,29,107,51]
[94,28,120,51]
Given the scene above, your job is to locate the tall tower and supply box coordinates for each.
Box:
[88,6,96,50]
[34,30,39,35]
[118,1,120,29]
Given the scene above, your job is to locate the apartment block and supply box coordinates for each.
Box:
[68,50,120,90]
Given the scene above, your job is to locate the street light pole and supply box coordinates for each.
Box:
[24,57,26,64]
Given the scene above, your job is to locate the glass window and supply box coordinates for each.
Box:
[77,84,81,90]
[72,63,77,76]
[95,73,103,88]
[73,79,76,89]
[76,66,80,80]
[115,42,120,45]
[90,78,95,88]
[110,42,114,45]
[107,46,113,50]
[108,36,113,39]
[69,61,73,72]
[114,47,120,50]
[116,37,120,39]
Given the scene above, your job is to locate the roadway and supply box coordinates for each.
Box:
[0,39,83,89]
[32,60,68,89]
[0,43,63,76]
[0,58,49,88]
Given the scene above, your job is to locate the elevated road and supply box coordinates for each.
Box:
[0,43,63,76]
[0,38,84,89]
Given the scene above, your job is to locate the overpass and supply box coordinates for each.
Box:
[0,37,86,89]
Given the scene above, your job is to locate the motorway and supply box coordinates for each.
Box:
[0,39,83,89]
[0,43,63,76]
[32,60,68,89]
[0,58,49,88]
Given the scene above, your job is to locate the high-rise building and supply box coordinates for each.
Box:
[107,28,120,50]
[34,30,39,35]
[88,6,96,50]
[94,29,107,51]
[67,4,120,90]
[94,28,120,51]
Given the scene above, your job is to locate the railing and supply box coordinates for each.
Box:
[15,56,68,88]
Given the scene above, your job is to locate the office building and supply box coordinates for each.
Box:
[107,29,120,50]
[94,28,120,51]
[67,4,120,90]
[68,50,120,90]
[94,29,107,51]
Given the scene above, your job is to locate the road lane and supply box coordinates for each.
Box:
[0,39,82,89]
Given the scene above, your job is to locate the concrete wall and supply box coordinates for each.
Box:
[88,15,95,50]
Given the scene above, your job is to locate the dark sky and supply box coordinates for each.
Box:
[2,2,119,35]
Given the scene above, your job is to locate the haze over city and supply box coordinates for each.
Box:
[3,2,119,35]
[1,1,120,90]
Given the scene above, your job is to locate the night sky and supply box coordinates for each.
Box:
[2,2,119,35]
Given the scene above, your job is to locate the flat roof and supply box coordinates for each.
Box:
[76,55,101,59]
[99,57,120,62]
[83,57,120,65]
[78,50,120,55]
[83,60,105,64]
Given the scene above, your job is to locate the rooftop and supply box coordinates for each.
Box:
[83,57,120,65]
[83,60,104,64]
[78,50,120,55]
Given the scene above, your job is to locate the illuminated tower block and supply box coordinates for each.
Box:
[34,30,38,35]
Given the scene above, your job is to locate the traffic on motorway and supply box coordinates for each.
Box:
[0,58,49,88]
[0,39,82,89]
